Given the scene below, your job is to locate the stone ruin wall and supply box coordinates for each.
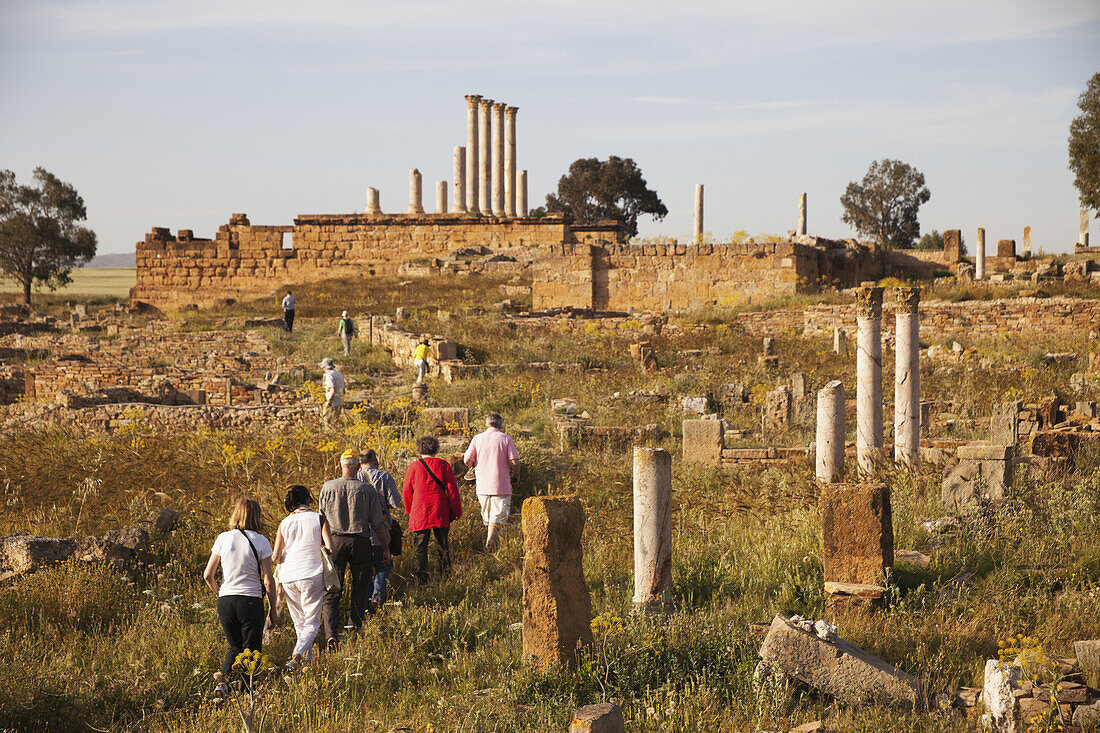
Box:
[131,213,622,311]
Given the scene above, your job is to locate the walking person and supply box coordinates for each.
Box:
[202,498,278,700]
[318,450,391,649]
[402,436,462,583]
[357,449,403,606]
[463,412,520,552]
[271,485,333,670]
[337,311,356,356]
[282,291,296,333]
[412,339,432,384]
[319,358,345,428]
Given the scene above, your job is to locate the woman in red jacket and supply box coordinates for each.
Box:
[402,435,463,583]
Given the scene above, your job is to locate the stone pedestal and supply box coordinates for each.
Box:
[822,483,893,586]
[633,447,672,614]
[975,227,986,280]
[521,496,593,669]
[765,386,792,432]
[505,106,518,217]
[997,239,1016,259]
[815,380,845,483]
[407,168,424,214]
[683,419,723,465]
[452,146,467,214]
[478,97,493,217]
[491,101,506,217]
[797,192,807,236]
[893,287,920,466]
[365,187,381,215]
[519,169,528,216]
[465,95,481,214]
[1022,226,1031,257]
[943,229,962,262]
[855,286,883,478]
[435,180,447,214]
[693,184,704,244]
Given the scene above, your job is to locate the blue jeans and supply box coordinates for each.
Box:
[372,545,393,604]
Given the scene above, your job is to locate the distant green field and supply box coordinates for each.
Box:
[0,268,135,299]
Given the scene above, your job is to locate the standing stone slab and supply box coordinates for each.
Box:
[997,239,1016,259]
[633,448,672,613]
[683,419,724,465]
[821,483,893,587]
[1022,226,1031,258]
[522,496,593,669]
[981,660,1020,733]
[765,386,792,432]
[944,229,962,262]
[1074,639,1100,690]
[758,614,920,710]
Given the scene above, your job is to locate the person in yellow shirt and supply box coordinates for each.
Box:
[412,339,432,384]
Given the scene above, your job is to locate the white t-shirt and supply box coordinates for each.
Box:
[211,529,272,598]
[282,294,296,310]
[323,369,345,407]
[277,510,324,583]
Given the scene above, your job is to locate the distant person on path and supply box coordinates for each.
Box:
[412,339,432,384]
[402,436,462,583]
[357,449,403,607]
[337,311,356,356]
[319,358,345,428]
[282,291,296,332]
[202,498,277,700]
[318,450,391,649]
[271,485,333,670]
[463,412,520,552]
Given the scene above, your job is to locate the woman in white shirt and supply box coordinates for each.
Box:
[272,485,333,670]
[202,498,277,699]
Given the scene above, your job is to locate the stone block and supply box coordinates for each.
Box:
[980,660,1019,733]
[790,372,810,400]
[682,419,724,465]
[521,496,593,670]
[103,526,150,552]
[942,444,1014,510]
[2,534,76,573]
[147,507,180,533]
[765,386,792,431]
[757,613,920,710]
[681,395,708,416]
[821,483,893,586]
[569,702,624,733]
[1075,639,1100,690]
[74,536,134,567]
[997,240,1016,259]
[1031,432,1079,461]
[420,407,470,431]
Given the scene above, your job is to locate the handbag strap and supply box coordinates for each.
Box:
[418,458,446,491]
[237,529,266,599]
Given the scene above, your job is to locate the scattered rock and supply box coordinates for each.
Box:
[103,526,150,552]
[2,534,77,574]
[980,659,1019,733]
[147,507,180,533]
[569,702,624,733]
[1075,639,1100,689]
[74,536,133,567]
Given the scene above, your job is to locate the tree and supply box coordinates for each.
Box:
[916,229,968,257]
[543,156,668,238]
[1069,71,1100,213]
[0,168,97,305]
[840,159,930,249]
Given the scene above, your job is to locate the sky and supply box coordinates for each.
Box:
[1,0,1098,255]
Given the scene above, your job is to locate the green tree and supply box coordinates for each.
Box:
[541,156,668,238]
[840,159,931,249]
[1069,71,1100,213]
[0,168,97,305]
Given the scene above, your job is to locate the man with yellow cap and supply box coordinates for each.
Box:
[317,448,391,649]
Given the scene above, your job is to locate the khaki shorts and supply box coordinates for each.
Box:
[477,494,511,527]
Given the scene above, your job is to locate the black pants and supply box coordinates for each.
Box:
[323,534,373,644]
[413,527,450,583]
[217,595,265,677]
[284,309,295,332]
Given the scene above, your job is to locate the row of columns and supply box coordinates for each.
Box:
[398,161,528,216]
[463,94,521,217]
[816,285,922,483]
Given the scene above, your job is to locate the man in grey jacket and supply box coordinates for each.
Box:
[318,449,391,648]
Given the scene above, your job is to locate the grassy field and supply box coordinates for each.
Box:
[1,275,1100,731]
[0,267,135,301]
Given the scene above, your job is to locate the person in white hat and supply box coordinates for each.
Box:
[336,311,356,356]
[318,358,345,428]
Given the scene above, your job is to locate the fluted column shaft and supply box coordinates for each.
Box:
[491,102,506,216]
[893,287,921,466]
[465,95,481,214]
[452,146,467,214]
[505,106,518,217]
[815,380,845,483]
[1083,209,1092,247]
[478,98,493,217]
[855,286,883,478]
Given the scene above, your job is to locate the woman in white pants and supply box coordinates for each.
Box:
[272,485,333,670]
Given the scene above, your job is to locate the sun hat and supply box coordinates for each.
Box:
[341,311,348,317]
[319,357,335,369]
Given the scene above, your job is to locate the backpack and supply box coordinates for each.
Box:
[340,317,355,335]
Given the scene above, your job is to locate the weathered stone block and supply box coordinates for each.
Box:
[1075,639,1100,690]
[2,534,77,573]
[682,419,724,465]
[569,702,625,733]
[758,613,920,710]
[421,407,469,431]
[74,536,134,567]
[522,496,593,669]
[103,526,150,552]
[942,443,1014,510]
[821,483,893,586]
[147,507,180,533]
[765,386,792,431]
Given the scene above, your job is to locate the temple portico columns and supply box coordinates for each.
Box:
[465,95,481,214]
[492,102,506,216]
[452,146,467,214]
[855,285,884,478]
[478,98,493,217]
[893,287,921,466]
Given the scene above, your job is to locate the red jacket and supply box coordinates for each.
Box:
[402,456,463,532]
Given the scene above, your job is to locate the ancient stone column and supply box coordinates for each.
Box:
[693,184,704,244]
[975,227,986,280]
[435,180,447,214]
[365,187,381,215]
[465,95,481,214]
[505,106,518,217]
[633,447,672,614]
[1022,225,1031,258]
[1082,209,1092,248]
[833,327,848,357]
[407,168,424,214]
[797,192,807,236]
[452,146,467,214]
[519,169,528,216]
[855,286,884,478]
[492,101,506,217]
[521,495,593,670]
[816,380,845,483]
[893,287,921,467]
[478,97,493,217]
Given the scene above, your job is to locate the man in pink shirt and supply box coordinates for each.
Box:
[463,412,519,551]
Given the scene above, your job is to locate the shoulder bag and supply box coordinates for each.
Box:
[419,458,457,522]
[318,516,342,593]
[237,529,266,599]
[365,471,403,557]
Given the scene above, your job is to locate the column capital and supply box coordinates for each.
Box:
[892,286,921,314]
[479,97,494,109]
[465,94,482,106]
[492,101,506,112]
[855,286,884,319]
[505,105,519,117]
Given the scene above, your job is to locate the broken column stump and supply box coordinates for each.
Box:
[821,483,893,613]
[758,613,920,710]
[521,495,593,670]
